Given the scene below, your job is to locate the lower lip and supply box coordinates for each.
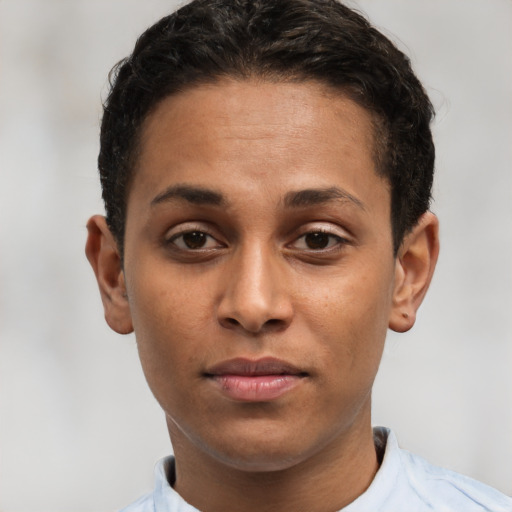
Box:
[210,374,303,402]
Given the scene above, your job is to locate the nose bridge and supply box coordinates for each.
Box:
[217,237,291,333]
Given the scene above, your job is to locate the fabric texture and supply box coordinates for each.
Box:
[120,427,512,512]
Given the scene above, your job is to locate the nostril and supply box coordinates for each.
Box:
[220,316,286,333]
[262,318,288,332]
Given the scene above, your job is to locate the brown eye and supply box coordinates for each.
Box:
[182,231,207,249]
[304,232,330,249]
[169,230,221,250]
[291,229,346,252]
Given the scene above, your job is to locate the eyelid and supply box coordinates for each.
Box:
[165,222,211,238]
[164,223,225,250]
[288,223,352,251]
[296,222,351,239]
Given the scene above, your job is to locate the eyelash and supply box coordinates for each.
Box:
[164,226,350,255]
[290,229,348,252]
[166,227,223,251]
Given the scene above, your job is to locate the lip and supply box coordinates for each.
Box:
[204,357,307,402]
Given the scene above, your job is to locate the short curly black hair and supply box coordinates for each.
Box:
[99,0,435,257]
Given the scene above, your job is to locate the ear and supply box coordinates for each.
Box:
[389,212,439,333]
[85,215,133,335]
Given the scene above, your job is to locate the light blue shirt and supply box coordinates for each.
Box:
[120,427,512,512]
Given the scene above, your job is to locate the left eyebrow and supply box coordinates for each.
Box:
[283,187,366,210]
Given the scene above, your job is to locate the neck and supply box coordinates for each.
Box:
[168,411,379,512]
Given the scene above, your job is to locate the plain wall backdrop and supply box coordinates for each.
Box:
[0,1,511,511]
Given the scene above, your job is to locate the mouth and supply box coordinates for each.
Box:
[204,357,308,402]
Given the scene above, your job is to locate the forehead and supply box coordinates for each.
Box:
[140,79,376,148]
[130,78,387,212]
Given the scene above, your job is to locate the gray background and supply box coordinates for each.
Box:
[0,1,511,511]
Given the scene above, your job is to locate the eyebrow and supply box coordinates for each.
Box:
[283,187,365,210]
[150,184,364,211]
[151,184,225,207]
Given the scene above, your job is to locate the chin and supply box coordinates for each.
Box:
[209,444,311,473]
[194,425,328,474]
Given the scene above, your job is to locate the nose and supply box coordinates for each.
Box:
[216,243,293,334]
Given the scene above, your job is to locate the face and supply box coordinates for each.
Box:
[122,79,398,471]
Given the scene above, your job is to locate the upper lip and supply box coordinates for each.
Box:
[204,357,307,377]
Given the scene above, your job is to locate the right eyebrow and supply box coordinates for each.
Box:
[150,184,225,207]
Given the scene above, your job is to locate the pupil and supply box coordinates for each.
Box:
[183,231,206,249]
[305,232,329,249]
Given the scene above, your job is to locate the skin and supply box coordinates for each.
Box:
[86,79,439,512]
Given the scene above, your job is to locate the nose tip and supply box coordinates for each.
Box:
[216,248,293,335]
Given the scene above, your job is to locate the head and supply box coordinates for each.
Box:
[86,0,439,490]
[99,0,435,259]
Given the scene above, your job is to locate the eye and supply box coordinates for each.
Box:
[292,230,346,251]
[169,230,221,250]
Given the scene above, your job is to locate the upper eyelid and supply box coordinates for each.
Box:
[164,225,223,249]
[165,222,217,238]
[294,223,351,239]
[297,230,344,239]
[162,221,351,242]
[288,224,353,250]
[166,230,226,253]
[169,230,217,242]
[292,232,346,247]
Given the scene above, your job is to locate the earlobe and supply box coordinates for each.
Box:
[85,215,134,335]
[389,212,439,333]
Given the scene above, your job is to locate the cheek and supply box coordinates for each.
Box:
[305,264,392,326]
[300,267,393,372]
[126,266,215,392]
[128,259,212,339]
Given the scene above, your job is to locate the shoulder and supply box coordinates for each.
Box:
[345,428,512,512]
[398,446,512,511]
[379,427,512,512]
